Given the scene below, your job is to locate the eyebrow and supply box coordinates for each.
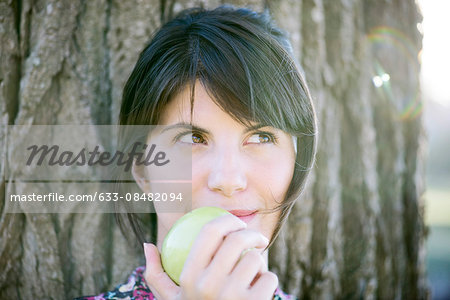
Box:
[160,122,268,134]
[160,122,207,134]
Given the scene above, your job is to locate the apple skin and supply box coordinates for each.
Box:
[161,206,232,285]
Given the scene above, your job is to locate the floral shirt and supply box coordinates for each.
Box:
[74,266,297,300]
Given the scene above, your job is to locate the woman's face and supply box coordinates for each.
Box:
[143,82,296,249]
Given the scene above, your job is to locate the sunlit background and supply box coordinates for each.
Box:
[419,0,450,299]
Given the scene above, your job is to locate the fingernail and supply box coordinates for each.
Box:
[143,243,150,259]
[238,247,257,263]
[242,247,255,257]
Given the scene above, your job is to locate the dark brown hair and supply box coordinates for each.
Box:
[115,5,317,248]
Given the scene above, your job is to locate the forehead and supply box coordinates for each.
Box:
[158,82,251,128]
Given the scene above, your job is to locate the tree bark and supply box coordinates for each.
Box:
[0,0,428,299]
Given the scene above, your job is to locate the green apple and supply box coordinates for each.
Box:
[161,206,232,285]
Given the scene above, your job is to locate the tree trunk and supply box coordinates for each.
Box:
[0,0,428,299]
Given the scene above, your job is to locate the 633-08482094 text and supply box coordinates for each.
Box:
[9,192,184,202]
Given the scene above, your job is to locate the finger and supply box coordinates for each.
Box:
[248,271,279,300]
[206,229,268,278]
[180,214,246,285]
[228,249,267,287]
[143,243,179,299]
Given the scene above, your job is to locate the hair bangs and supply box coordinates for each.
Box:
[188,15,316,138]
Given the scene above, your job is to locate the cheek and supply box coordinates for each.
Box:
[256,209,281,239]
[251,154,295,199]
[190,156,209,192]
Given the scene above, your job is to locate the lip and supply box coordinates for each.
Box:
[228,209,257,223]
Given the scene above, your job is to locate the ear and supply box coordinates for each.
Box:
[132,159,150,193]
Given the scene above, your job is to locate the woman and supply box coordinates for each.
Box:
[76,5,317,300]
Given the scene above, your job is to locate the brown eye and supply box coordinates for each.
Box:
[258,134,270,143]
[191,133,206,144]
[178,132,207,145]
[246,133,275,144]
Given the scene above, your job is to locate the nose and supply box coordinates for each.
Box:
[207,149,247,197]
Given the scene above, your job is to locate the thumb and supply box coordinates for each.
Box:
[143,243,179,299]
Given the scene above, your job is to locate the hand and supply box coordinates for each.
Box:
[143,214,279,300]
